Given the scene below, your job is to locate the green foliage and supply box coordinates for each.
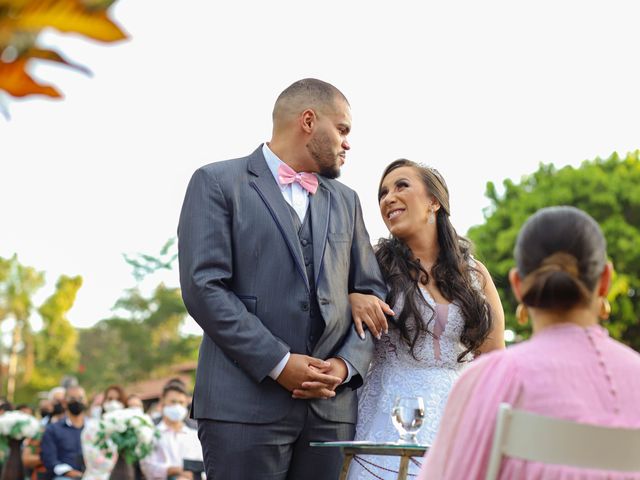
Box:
[468,151,640,350]
[0,255,46,400]
[28,275,83,393]
[0,255,45,323]
[123,238,177,282]
[2,239,198,402]
[77,241,198,393]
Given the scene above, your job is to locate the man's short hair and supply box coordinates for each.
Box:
[48,386,66,402]
[65,385,85,399]
[273,78,348,121]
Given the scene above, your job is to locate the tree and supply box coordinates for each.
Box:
[27,275,82,394]
[468,151,640,350]
[77,240,199,392]
[0,255,82,402]
[0,255,45,401]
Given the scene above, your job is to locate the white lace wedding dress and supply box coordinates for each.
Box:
[347,288,471,480]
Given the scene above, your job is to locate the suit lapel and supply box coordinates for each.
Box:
[248,149,309,290]
[310,180,330,288]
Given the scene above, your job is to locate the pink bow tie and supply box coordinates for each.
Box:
[277,163,318,195]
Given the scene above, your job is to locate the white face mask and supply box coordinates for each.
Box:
[129,406,144,414]
[163,404,187,423]
[103,400,124,413]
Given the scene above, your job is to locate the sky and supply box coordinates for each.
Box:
[1,0,639,334]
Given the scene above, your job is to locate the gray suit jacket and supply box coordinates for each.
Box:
[178,146,386,424]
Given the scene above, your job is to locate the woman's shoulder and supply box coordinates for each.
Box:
[458,347,520,385]
[603,333,640,367]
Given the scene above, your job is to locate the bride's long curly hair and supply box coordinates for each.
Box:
[376,159,493,362]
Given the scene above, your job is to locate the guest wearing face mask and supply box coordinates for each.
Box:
[23,397,52,480]
[40,385,87,479]
[126,394,144,413]
[38,398,53,421]
[47,387,67,426]
[102,385,127,414]
[141,382,203,480]
[81,385,128,479]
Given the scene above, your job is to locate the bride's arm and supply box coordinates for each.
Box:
[475,261,506,354]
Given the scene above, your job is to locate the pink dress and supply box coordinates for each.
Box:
[419,323,640,480]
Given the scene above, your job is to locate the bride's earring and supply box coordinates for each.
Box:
[427,208,435,225]
[516,304,529,325]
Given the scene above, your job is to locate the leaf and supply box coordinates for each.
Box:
[27,48,91,75]
[0,58,61,97]
[10,0,128,43]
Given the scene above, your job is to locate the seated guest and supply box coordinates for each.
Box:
[102,385,127,414]
[126,394,144,412]
[0,399,13,414]
[45,387,67,427]
[17,403,34,415]
[24,396,52,480]
[141,381,203,480]
[419,206,640,480]
[40,385,87,479]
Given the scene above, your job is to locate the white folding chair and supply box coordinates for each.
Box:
[485,403,640,480]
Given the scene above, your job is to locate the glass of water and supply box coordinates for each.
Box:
[391,396,425,444]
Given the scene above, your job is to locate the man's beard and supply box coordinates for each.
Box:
[307,132,341,179]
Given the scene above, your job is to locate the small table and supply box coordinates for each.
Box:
[310,441,429,480]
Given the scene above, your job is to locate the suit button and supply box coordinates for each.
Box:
[301,302,310,311]
[301,239,309,246]
[304,257,311,266]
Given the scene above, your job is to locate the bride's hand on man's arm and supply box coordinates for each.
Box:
[349,293,394,340]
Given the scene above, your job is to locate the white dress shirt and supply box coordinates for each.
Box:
[140,421,203,479]
[262,144,354,384]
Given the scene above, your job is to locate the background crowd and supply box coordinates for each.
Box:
[0,376,203,480]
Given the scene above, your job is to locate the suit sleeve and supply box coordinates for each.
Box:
[336,191,387,388]
[178,167,290,382]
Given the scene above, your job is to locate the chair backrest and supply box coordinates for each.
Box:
[485,403,640,480]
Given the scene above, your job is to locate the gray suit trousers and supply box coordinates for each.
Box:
[198,401,354,480]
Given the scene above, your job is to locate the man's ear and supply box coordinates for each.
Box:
[300,109,316,134]
[509,267,523,302]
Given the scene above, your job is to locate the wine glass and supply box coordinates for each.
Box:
[391,396,425,444]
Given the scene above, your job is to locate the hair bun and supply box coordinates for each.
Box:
[540,252,580,277]
[521,252,591,309]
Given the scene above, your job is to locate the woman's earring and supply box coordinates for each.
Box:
[428,209,435,225]
[598,297,611,320]
[516,304,529,325]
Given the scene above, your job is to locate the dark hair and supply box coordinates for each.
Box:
[103,385,127,405]
[273,78,348,119]
[162,381,187,398]
[376,159,493,361]
[515,206,607,310]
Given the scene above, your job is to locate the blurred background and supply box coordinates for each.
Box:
[1,0,640,403]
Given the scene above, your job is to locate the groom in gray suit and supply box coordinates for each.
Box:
[178,78,388,479]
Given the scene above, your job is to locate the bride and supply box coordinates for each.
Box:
[347,159,505,480]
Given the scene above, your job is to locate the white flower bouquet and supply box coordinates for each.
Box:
[94,408,159,464]
[0,411,41,450]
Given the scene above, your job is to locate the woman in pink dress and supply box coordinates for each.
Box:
[419,206,640,480]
